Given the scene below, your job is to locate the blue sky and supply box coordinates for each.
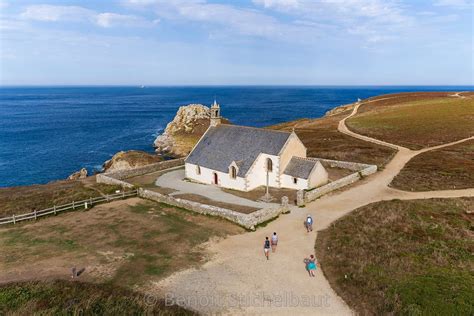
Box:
[0,0,472,85]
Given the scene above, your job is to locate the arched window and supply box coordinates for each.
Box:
[266,158,273,172]
[196,165,201,175]
[230,166,237,179]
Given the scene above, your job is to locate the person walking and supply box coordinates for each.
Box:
[264,237,271,260]
[271,232,278,252]
[305,214,313,232]
[306,255,317,277]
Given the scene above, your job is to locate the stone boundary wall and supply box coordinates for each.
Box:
[96,174,135,189]
[139,188,287,230]
[103,158,185,180]
[306,157,374,172]
[300,159,377,205]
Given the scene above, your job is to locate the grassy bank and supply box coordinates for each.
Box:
[347,92,474,149]
[316,198,474,315]
[0,177,123,218]
[0,198,243,288]
[0,280,195,315]
[391,140,474,191]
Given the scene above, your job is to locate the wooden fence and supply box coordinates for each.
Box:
[0,190,138,226]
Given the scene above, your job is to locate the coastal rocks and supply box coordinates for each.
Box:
[68,168,88,180]
[325,103,356,116]
[153,104,214,157]
[102,150,162,173]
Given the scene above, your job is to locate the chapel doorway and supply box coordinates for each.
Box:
[213,172,218,185]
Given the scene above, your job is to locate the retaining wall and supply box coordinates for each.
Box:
[301,159,377,205]
[139,188,287,230]
[103,158,185,180]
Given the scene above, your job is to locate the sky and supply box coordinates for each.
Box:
[0,0,472,85]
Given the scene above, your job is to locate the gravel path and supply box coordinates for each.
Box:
[148,100,474,315]
[155,169,277,208]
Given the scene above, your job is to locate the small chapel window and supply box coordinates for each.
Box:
[293,177,298,184]
[266,158,273,172]
[230,166,237,179]
[196,165,201,175]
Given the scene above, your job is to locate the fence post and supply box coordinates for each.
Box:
[53,205,56,215]
[72,201,75,210]
[106,194,109,202]
[123,191,125,198]
[12,214,15,225]
[34,209,37,220]
[90,197,92,206]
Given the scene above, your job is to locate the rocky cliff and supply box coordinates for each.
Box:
[67,168,88,180]
[102,150,162,173]
[154,104,228,157]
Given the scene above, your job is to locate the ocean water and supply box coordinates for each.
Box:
[0,86,472,188]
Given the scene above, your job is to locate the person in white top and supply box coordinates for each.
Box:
[271,232,278,252]
[305,215,313,232]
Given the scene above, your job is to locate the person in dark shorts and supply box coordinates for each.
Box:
[271,232,278,252]
[264,237,271,260]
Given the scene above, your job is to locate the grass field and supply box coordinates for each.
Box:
[347,93,474,149]
[271,110,396,168]
[0,280,195,315]
[391,140,474,191]
[316,198,474,315]
[0,177,123,218]
[0,198,243,288]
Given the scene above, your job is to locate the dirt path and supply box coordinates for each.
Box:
[150,100,474,315]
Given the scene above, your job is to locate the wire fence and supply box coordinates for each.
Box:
[0,190,138,226]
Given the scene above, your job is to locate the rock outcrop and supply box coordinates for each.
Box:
[102,150,162,173]
[154,104,227,157]
[68,168,88,180]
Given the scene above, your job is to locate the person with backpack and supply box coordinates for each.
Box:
[305,214,313,232]
[271,232,278,252]
[264,237,271,260]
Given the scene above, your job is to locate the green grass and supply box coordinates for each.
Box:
[316,198,474,315]
[0,280,195,315]
[347,97,474,149]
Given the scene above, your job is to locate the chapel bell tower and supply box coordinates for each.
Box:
[210,99,221,127]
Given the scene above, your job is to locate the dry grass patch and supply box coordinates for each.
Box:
[222,186,298,205]
[270,111,396,168]
[316,198,474,315]
[0,280,195,315]
[0,177,123,218]
[391,140,474,191]
[0,198,243,288]
[347,93,474,149]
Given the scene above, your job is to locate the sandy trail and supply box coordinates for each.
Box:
[150,100,474,315]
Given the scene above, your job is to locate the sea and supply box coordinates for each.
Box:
[1,86,472,188]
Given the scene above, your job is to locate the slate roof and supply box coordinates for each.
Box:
[283,157,318,179]
[186,124,292,177]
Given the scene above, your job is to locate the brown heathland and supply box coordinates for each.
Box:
[347,92,474,149]
[316,198,474,315]
[391,140,474,191]
[271,110,396,168]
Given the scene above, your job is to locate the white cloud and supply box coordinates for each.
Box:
[433,0,473,8]
[20,4,152,28]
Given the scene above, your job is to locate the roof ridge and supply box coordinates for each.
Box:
[219,123,292,135]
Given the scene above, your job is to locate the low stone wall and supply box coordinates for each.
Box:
[300,159,377,205]
[96,173,135,188]
[139,188,288,230]
[306,157,373,172]
[103,158,185,180]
